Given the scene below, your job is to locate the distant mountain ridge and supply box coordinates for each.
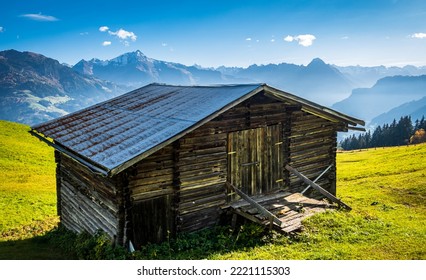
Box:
[335,64,426,88]
[1,48,425,126]
[332,75,426,123]
[72,50,241,88]
[218,58,354,105]
[74,51,355,105]
[370,96,426,127]
[0,49,125,125]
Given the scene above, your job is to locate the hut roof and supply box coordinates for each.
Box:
[30,83,364,176]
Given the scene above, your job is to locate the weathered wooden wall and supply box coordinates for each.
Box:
[169,93,290,234]
[286,111,339,195]
[56,153,123,242]
[126,146,174,245]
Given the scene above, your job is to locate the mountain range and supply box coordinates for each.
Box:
[335,65,426,88]
[72,50,243,88]
[370,96,426,127]
[332,75,426,123]
[0,49,425,126]
[0,50,126,125]
[73,53,355,105]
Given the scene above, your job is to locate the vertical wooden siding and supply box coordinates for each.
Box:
[228,124,284,197]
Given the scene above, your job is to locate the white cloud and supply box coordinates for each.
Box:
[246,37,252,41]
[108,28,137,41]
[284,34,316,47]
[341,36,349,40]
[99,27,137,46]
[80,32,89,36]
[102,41,112,46]
[20,13,59,22]
[295,34,316,46]
[0,27,4,33]
[411,33,426,39]
[99,26,109,32]
[284,35,294,42]
[271,38,275,43]
[162,43,167,47]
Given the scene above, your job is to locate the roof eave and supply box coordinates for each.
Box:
[263,85,365,127]
[29,129,110,176]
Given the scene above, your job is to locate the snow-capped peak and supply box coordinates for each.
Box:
[110,50,147,65]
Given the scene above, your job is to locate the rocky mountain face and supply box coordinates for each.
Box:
[0,50,125,125]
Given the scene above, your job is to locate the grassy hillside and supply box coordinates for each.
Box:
[0,120,425,259]
[0,120,58,239]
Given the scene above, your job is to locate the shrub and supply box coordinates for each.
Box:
[410,129,426,144]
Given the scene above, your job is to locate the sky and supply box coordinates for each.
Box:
[1,0,426,68]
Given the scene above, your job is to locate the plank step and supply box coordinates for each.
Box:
[230,191,334,234]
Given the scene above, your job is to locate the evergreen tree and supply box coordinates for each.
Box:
[418,116,425,130]
[340,115,424,150]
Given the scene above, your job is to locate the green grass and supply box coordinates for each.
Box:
[210,145,426,260]
[0,120,65,259]
[0,119,425,259]
[0,120,57,234]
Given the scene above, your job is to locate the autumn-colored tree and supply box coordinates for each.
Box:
[410,128,426,144]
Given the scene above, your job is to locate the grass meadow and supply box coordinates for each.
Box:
[0,120,425,259]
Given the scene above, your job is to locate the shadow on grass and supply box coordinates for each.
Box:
[0,221,281,260]
[0,229,76,260]
[133,222,283,260]
[0,217,77,260]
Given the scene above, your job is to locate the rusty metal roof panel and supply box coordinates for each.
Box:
[31,83,263,173]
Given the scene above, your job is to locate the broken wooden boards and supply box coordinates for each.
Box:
[285,164,351,210]
[228,190,335,233]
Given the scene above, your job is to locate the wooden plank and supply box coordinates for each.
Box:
[285,165,351,210]
[226,182,282,226]
[229,191,292,209]
[301,164,333,194]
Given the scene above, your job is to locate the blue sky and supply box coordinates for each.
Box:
[1,0,426,67]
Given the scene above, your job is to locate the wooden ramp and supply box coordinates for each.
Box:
[229,191,335,233]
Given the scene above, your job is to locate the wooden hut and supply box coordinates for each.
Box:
[30,83,364,248]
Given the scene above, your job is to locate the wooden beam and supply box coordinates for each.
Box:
[348,126,366,132]
[301,164,333,194]
[226,182,282,226]
[285,165,351,210]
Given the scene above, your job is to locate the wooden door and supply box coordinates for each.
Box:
[228,124,284,199]
[131,195,174,247]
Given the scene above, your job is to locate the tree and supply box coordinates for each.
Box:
[339,115,425,150]
[396,116,413,145]
[410,128,426,144]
